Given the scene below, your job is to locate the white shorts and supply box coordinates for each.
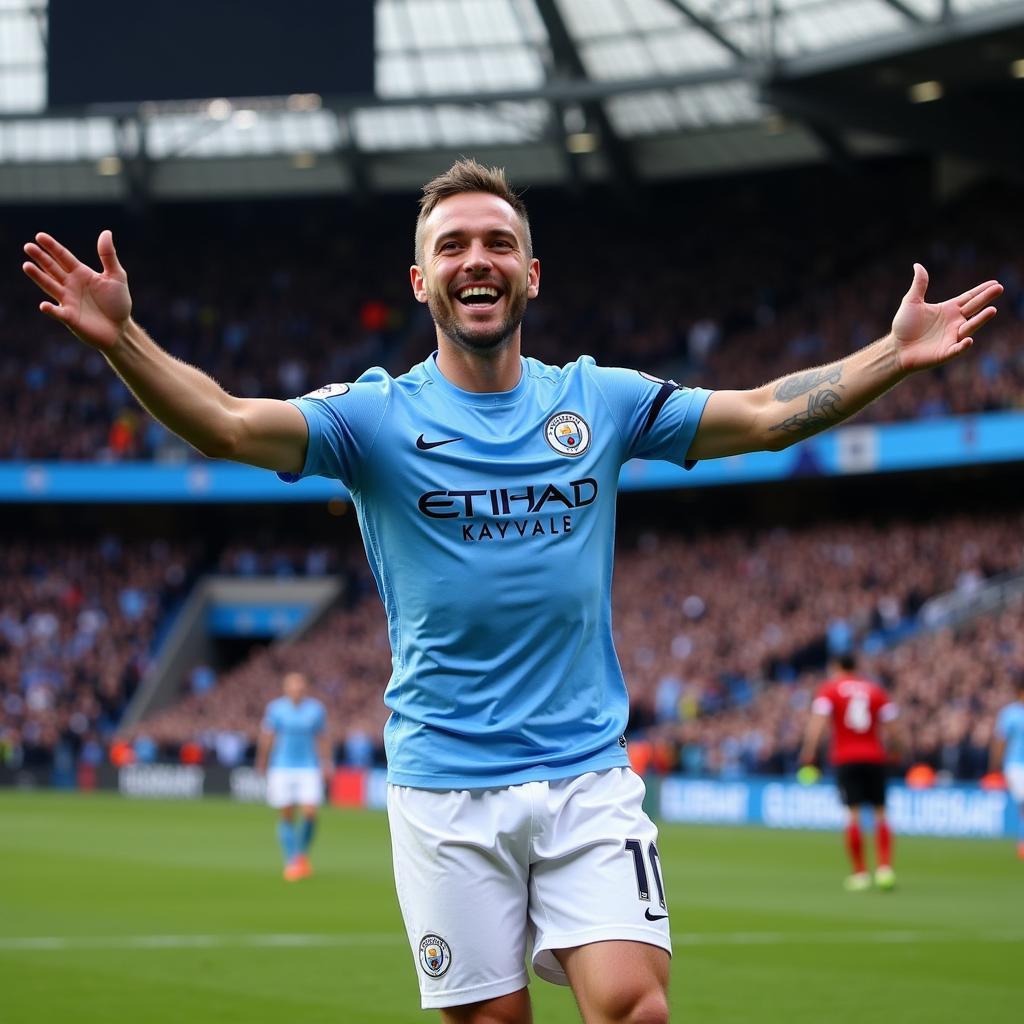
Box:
[1006,765,1024,804]
[266,767,323,809]
[387,767,671,1010]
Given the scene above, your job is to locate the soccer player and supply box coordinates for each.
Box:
[799,653,900,891]
[254,671,331,881]
[22,161,1001,1024]
[990,679,1024,859]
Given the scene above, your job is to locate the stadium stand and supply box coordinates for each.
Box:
[0,538,200,770]
[87,502,1020,780]
[2,168,1021,461]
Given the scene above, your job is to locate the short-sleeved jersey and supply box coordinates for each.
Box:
[282,353,711,788]
[811,673,897,766]
[262,696,326,769]
[995,701,1024,768]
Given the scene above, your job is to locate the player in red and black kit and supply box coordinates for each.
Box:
[799,652,900,891]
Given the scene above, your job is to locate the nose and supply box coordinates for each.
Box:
[462,240,493,273]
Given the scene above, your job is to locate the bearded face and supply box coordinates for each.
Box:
[411,192,540,358]
[423,268,530,355]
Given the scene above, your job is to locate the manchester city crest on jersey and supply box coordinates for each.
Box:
[544,411,591,457]
[302,382,350,399]
[419,934,452,977]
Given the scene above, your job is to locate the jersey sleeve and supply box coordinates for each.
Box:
[811,685,834,716]
[588,364,712,468]
[874,687,898,722]
[276,370,391,490]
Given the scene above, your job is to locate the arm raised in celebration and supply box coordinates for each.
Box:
[22,230,308,473]
[688,265,1002,461]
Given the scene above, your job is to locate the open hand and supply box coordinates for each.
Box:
[22,230,132,351]
[892,264,1002,372]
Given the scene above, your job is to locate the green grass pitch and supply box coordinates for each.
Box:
[0,792,1019,1023]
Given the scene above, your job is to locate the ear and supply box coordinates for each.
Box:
[526,257,540,300]
[410,265,429,304]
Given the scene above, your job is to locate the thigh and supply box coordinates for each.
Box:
[529,768,672,987]
[266,769,294,809]
[555,940,669,1024]
[439,988,533,1024]
[294,768,323,807]
[388,784,532,1010]
[1003,765,1024,803]
[836,763,865,806]
[838,763,885,807]
[863,764,888,808]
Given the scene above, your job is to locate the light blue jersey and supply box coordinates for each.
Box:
[262,696,326,769]
[996,702,1024,768]
[282,354,711,788]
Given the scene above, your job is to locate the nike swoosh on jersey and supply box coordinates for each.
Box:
[416,434,463,450]
[645,908,669,921]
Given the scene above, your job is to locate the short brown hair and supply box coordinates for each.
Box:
[414,158,532,265]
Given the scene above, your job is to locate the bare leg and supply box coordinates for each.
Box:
[556,940,670,1024]
[440,987,533,1024]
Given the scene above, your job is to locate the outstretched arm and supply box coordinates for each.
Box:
[799,712,829,767]
[688,265,1003,461]
[22,230,308,473]
[255,728,274,775]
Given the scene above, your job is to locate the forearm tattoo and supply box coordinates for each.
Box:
[769,361,848,435]
[772,364,844,402]
[769,387,844,435]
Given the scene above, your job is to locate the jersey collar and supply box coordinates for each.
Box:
[423,351,530,408]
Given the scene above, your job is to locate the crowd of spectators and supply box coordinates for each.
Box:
[216,542,343,578]
[2,169,1022,462]
[664,600,1023,782]
[116,507,1024,782]
[129,595,391,770]
[0,538,200,770]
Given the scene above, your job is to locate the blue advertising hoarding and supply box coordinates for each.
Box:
[0,411,1020,502]
[658,777,1015,839]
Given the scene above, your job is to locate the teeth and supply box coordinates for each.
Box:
[459,286,499,300]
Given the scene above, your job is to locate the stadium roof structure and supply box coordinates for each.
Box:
[1,0,1022,202]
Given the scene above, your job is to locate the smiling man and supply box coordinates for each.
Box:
[22,159,1002,1024]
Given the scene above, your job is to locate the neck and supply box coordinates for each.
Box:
[435,333,523,393]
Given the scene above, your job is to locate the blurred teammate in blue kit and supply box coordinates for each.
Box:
[255,671,331,881]
[991,678,1024,859]
[23,159,1002,1023]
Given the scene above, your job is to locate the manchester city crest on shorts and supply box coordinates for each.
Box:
[419,934,452,978]
[544,411,591,457]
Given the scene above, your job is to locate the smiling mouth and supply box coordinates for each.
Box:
[456,285,502,309]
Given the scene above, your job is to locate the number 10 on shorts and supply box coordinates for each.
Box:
[625,839,667,909]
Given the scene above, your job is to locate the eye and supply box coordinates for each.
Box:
[439,240,461,253]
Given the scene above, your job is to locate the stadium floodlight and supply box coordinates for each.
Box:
[286,94,323,112]
[1011,59,1024,79]
[565,131,598,154]
[908,80,943,103]
[207,98,233,121]
[95,155,122,176]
